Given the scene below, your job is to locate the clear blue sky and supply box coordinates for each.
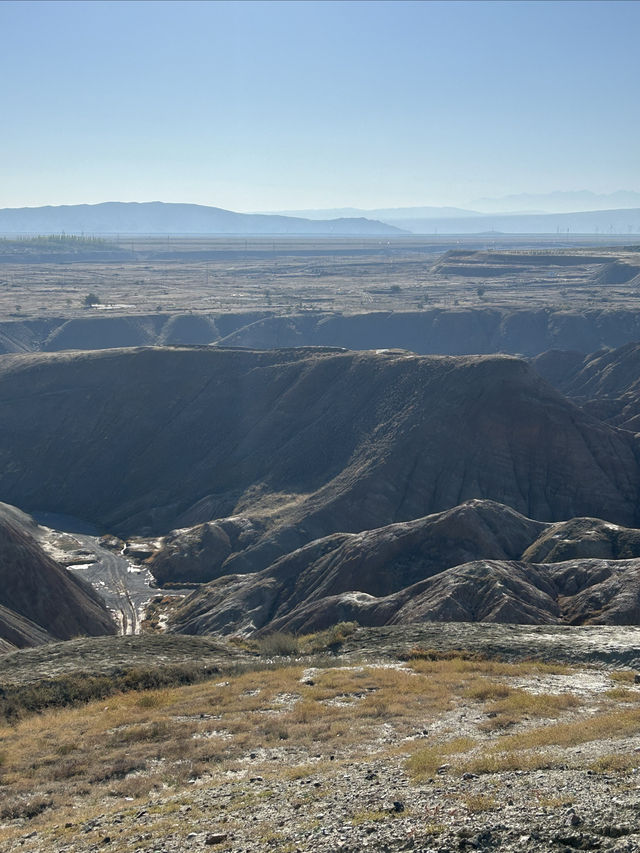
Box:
[1,0,638,211]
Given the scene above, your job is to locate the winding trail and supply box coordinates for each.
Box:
[32,511,158,635]
[68,534,154,635]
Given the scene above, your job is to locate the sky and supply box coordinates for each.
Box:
[1,0,639,212]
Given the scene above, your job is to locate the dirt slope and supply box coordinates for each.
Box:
[0,508,115,645]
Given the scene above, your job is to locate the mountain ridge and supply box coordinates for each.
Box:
[1,346,637,579]
[0,201,405,236]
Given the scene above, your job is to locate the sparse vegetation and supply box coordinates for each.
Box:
[255,631,300,656]
[0,663,216,722]
[248,622,359,657]
[0,652,639,852]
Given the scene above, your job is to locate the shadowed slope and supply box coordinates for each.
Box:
[533,342,640,429]
[0,604,54,650]
[0,347,638,568]
[0,509,116,645]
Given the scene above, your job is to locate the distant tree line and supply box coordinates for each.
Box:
[0,233,112,244]
[0,234,117,251]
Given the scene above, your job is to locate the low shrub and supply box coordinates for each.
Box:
[256,632,300,657]
[0,663,219,722]
[0,795,54,820]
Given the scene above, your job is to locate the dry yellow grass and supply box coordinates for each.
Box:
[493,708,640,751]
[603,687,640,702]
[0,653,637,852]
[610,670,638,684]
[406,736,477,779]
[589,753,640,773]
[460,793,498,813]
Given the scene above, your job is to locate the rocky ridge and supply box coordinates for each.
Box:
[166,502,640,635]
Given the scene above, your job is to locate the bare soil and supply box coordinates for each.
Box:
[0,237,638,322]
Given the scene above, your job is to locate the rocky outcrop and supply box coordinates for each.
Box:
[147,518,262,585]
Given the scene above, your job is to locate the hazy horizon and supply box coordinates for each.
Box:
[3,190,640,218]
[1,0,639,211]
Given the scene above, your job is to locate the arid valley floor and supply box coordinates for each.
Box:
[1,235,640,852]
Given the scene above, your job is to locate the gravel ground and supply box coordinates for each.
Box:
[3,626,640,852]
[6,753,640,853]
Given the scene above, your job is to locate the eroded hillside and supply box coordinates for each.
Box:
[0,347,638,542]
[0,504,115,649]
[0,344,638,636]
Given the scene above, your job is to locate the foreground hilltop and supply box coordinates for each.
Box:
[1,626,640,853]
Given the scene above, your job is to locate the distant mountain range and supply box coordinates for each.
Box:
[1,199,639,237]
[265,205,482,220]
[0,201,406,236]
[471,190,640,214]
[263,200,640,235]
[265,192,640,220]
[386,208,640,235]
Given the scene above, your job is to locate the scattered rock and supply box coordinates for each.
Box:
[205,833,228,846]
